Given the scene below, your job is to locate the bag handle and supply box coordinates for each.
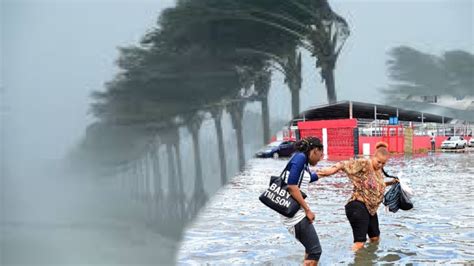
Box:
[279,154,296,177]
[382,168,398,179]
[298,166,312,187]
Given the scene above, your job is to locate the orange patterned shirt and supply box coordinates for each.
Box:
[341,158,386,216]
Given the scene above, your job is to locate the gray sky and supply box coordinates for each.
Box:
[3,0,174,166]
[2,0,473,165]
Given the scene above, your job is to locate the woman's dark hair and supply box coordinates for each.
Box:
[294,136,323,155]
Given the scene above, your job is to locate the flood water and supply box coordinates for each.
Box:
[177,152,474,265]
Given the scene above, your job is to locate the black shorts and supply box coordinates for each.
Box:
[345,200,380,243]
[294,217,322,261]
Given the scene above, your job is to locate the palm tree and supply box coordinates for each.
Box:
[210,105,228,185]
[78,0,352,246]
[253,69,272,143]
[184,111,209,218]
[301,0,350,103]
[228,100,246,171]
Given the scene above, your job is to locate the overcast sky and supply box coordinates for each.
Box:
[2,0,473,165]
[3,0,174,167]
[331,0,473,103]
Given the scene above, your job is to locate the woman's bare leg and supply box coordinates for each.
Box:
[304,253,317,266]
[352,242,365,251]
[369,236,380,243]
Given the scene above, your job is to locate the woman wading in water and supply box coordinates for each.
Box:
[317,142,398,251]
[281,137,324,266]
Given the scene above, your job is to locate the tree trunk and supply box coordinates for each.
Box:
[174,142,183,183]
[261,96,270,145]
[254,70,272,145]
[149,142,162,224]
[213,113,227,185]
[173,142,185,219]
[323,67,337,104]
[290,85,300,118]
[173,141,184,197]
[135,161,142,200]
[132,163,139,199]
[144,155,150,202]
[235,122,244,171]
[188,125,209,218]
[190,128,203,194]
[166,143,177,193]
[230,102,245,171]
[151,145,162,198]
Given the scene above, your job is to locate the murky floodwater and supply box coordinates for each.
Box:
[177,152,474,265]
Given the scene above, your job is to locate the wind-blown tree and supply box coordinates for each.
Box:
[302,0,350,104]
[383,46,474,102]
[91,45,243,124]
[86,44,248,237]
[85,0,350,167]
[437,50,474,98]
[152,0,349,107]
[77,121,152,170]
[230,0,349,105]
[78,0,350,246]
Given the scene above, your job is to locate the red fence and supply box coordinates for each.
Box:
[381,125,404,153]
[298,119,357,157]
[297,119,471,156]
[327,127,354,155]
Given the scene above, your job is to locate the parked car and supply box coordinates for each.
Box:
[468,138,474,147]
[255,140,296,158]
[440,136,467,149]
